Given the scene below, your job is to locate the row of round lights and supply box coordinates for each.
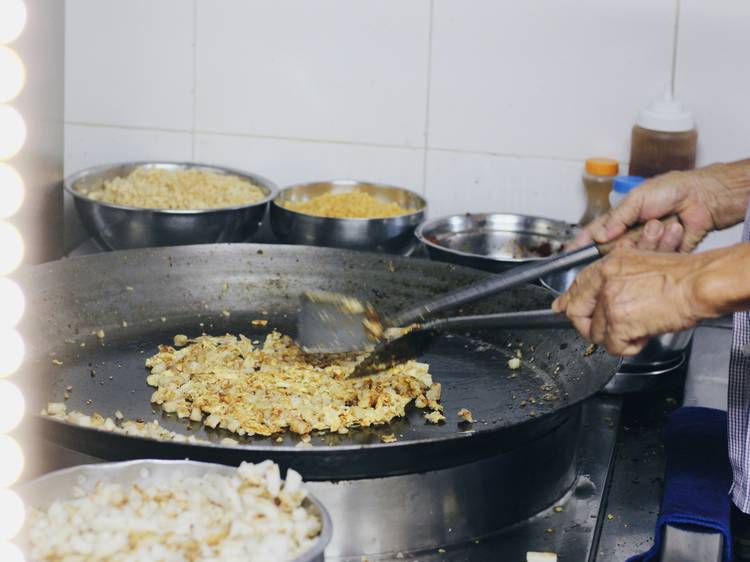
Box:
[0,0,30,560]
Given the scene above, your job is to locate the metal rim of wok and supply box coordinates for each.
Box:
[21,244,620,481]
[18,459,333,562]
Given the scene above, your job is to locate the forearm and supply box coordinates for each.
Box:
[693,242,750,316]
[701,158,750,229]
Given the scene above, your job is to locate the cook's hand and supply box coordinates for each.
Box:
[552,249,717,355]
[571,166,743,253]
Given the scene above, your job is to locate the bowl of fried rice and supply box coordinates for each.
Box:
[270,180,426,253]
[65,161,278,250]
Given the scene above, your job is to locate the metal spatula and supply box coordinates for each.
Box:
[348,309,570,378]
[296,213,680,355]
[297,242,600,354]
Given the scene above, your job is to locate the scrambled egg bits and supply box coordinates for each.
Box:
[145,331,444,437]
[282,190,412,218]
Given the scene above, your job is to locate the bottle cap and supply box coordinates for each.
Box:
[585,158,619,176]
[613,175,646,194]
[637,88,694,132]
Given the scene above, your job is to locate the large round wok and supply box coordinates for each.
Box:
[21,244,619,480]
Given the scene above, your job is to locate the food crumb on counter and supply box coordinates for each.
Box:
[457,408,474,423]
[527,552,557,562]
[554,506,563,513]
[438,548,446,554]
[160,316,167,322]
[79,342,86,348]
[221,310,231,317]
[508,357,522,370]
[381,433,397,443]
[584,343,597,357]
[607,513,615,520]
[51,359,63,366]
[95,329,105,339]
[125,286,134,291]
[251,319,269,326]
[173,334,189,347]
[121,320,128,328]
[275,436,284,443]
[114,410,124,420]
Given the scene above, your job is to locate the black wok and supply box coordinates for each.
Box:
[20,244,619,480]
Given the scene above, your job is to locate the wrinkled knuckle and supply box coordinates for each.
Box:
[600,258,619,277]
[601,281,620,301]
[608,306,626,325]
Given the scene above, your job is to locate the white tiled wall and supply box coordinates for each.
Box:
[64,0,750,251]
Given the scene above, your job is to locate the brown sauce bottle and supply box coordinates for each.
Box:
[628,92,697,178]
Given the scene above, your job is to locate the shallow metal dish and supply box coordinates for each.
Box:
[542,267,694,373]
[416,213,577,272]
[18,459,332,562]
[65,161,278,250]
[270,180,426,253]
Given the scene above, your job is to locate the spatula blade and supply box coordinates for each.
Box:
[349,328,436,378]
[296,291,384,353]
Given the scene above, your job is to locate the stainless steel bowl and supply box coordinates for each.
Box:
[18,459,333,562]
[541,267,694,369]
[415,213,577,272]
[270,180,426,253]
[65,161,278,250]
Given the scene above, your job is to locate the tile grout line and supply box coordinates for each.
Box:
[191,0,198,160]
[421,0,435,197]
[670,0,682,97]
[64,121,588,164]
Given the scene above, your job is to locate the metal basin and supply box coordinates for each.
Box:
[542,267,694,369]
[18,459,332,562]
[65,161,278,250]
[415,212,576,272]
[270,180,426,253]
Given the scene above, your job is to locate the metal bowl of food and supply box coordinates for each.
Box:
[18,459,333,562]
[65,161,278,250]
[541,266,694,370]
[270,180,426,253]
[415,213,577,272]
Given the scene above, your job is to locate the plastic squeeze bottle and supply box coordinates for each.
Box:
[579,158,619,226]
[628,90,697,177]
[610,175,646,209]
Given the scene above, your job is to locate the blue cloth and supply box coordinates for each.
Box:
[627,406,732,562]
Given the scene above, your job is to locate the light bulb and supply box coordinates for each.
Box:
[0,0,26,44]
[0,278,23,327]
[0,164,24,218]
[0,540,24,562]
[0,329,23,376]
[0,381,24,432]
[0,105,25,159]
[0,221,23,274]
[0,489,24,540]
[0,436,23,487]
[0,47,24,102]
